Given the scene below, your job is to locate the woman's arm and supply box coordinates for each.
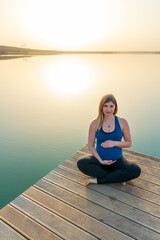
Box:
[101,118,132,149]
[88,120,104,164]
[115,118,132,148]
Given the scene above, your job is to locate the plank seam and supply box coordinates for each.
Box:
[1,215,31,240]
[52,166,160,219]
[42,173,160,233]
[62,159,160,185]
[9,203,65,240]
[56,164,160,200]
[51,163,160,206]
[66,156,160,178]
[56,165,160,217]
[63,158,160,191]
[123,157,160,170]
[22,191,126,240]
[131,178,160,195]
[32,183,143,240]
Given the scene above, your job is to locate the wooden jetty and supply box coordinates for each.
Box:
[0,145,160,240]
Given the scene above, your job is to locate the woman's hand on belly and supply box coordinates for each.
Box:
[101,140,115,148]
[101,160,117,165]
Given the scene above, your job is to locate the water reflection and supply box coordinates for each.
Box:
[44,56,93,96]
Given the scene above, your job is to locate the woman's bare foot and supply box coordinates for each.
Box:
[84,178,97,186]
[122,182,127,186]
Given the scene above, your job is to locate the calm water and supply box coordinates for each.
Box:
[1,54,160,209]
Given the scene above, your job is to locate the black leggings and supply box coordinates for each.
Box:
[77,155,141,184]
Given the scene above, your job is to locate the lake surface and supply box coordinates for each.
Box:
[1,54,160,209]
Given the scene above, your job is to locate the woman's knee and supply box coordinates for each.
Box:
[77,159,84,170]
[135,164,141,177]
[77,155,97,169]
[131,164,141,178]
[77,157,89,171]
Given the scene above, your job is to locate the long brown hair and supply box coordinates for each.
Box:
[94,94,118,131]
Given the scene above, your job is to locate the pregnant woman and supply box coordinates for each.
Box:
[77,94,141,186]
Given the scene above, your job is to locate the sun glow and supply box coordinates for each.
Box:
[45,57,93,96]
[25,0,116,50]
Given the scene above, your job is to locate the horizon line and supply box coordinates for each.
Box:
[0,45,160,54]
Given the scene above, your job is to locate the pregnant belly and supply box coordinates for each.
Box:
[96,145,123,161]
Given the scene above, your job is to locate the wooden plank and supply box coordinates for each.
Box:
[0,205,62,240]
[23,186,133,240]
[78,145,90,153]
[124,153,160,169]
[59,160,160,204]
[58,161,160,217]
[63,158,160,186]
[0,220,27,240]
[35,178,160,240]
[41,172,160,239]
[51,166,160,233]
[10,195,98,240]
[135,164,160,178]
[123,149,160,162]
[108,181,160,206]
[129,178,160,195]
[65,152,160,193]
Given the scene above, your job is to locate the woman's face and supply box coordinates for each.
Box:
[103,101,115,116]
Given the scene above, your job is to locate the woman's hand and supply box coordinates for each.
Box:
[101,140,115,148]
[101,160,117,165]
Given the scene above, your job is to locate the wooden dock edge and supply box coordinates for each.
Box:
[0,145,160,240]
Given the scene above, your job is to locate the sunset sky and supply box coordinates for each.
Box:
[0,0,160,51]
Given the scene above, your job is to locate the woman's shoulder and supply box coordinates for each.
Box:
[90,119,97,127]
[89,119,98,132]
[117,116,129,129]
[117,116,127,123]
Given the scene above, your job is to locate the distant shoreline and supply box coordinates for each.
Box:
[0,55,32,60]
[0,45,160,56]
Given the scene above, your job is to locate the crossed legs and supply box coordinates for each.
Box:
[77,155,141,185]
